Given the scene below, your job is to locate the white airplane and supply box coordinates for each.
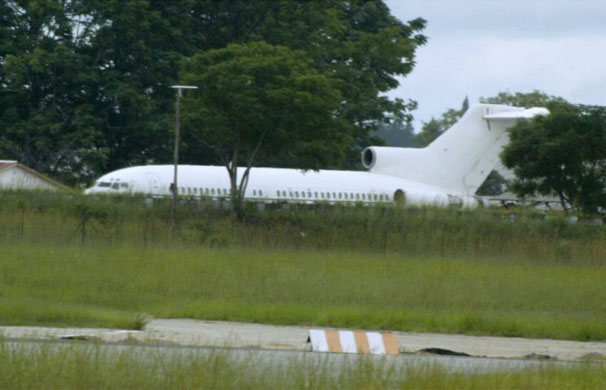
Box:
[85,104,548,207]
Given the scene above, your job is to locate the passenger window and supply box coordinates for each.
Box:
[253,190,257,196]
[289,191,293,197]
[259,190,263,196]
[314,192,318,198]
[295,191,299,197]
[211,189,215,195]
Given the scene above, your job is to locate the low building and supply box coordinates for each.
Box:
[0,160,70,192]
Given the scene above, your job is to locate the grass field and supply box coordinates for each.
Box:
[2,240,606,340]
[1,191,605,340]
[1,340,605,389]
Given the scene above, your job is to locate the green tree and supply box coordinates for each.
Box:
[475,170,507,196]
[477,90,571,198]
[79,0,198,173]
[501,101,606,213]
[0,0,101,185]
[1,1,425,185]
[181,42,349,217]
[480,90,566,108]
[375,120,420,147]
[179,0,427,169]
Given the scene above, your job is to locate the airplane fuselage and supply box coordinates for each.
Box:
[86,164,477,207]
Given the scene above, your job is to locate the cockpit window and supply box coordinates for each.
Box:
[120,183,129,189]
[111,182,120,190]
[98,182,111,187]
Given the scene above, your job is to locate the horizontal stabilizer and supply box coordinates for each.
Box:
[483,107,549,120]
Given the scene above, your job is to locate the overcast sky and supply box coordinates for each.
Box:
[385,0,606,129]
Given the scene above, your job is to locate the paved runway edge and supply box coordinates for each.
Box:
[2,319,606,362]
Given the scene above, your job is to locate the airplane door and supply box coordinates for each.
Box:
[146,173,162,195]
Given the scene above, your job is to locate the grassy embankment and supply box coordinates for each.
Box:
[0,191,605,340]
[1,341,605,389]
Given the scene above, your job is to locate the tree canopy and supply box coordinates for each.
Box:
[480,90,567,108]
[502,101,606,213]
[0,0,426,186]
[181,42,349,215]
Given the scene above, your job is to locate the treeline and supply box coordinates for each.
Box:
[0,0,426,186]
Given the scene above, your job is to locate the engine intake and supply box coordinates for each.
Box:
[361,147,376,169]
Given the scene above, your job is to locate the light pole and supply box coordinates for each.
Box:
[170,85,198,231]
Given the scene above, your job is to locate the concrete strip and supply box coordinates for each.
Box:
[144,319,309,350]
[396,332,606,361]
[2,319,606,361]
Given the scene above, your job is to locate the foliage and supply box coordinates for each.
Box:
[476,170,507,196]
[181,42,349,216]
[375,120,421,147]
[502,101,606,213]
[0,1,426,186]
[0,0,102,185]
[480,90,567,107]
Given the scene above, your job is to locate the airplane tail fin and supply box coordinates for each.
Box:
[362,104,549,194]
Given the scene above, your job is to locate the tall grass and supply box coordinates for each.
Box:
[0,191,604,263]
[1,191,605,339]
[1,340,605,389]
[2,244,606,339]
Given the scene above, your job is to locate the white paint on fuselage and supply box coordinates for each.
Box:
[86,165,461,207]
